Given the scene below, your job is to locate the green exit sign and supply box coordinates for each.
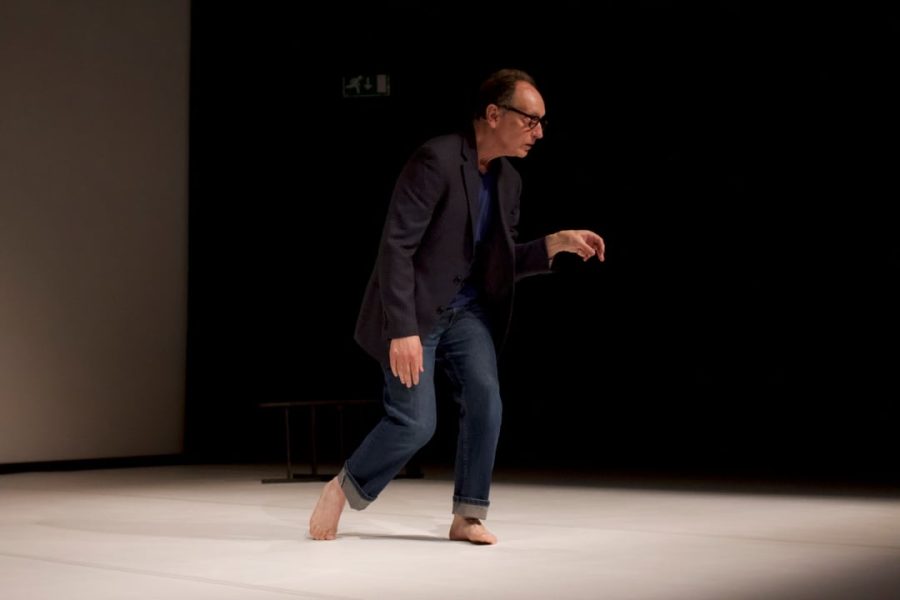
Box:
[342,74,390,98]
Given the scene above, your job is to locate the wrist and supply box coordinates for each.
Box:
[545,232,562,258]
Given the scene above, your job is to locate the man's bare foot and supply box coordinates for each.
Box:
[309,477,346,540]
[449,515,497,545]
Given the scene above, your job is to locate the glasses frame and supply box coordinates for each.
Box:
[499,104,548,130]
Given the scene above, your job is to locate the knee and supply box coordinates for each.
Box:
[384,398,436,448]
[408,417,437,448]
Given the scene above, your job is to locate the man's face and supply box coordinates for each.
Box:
[496,82,546,158]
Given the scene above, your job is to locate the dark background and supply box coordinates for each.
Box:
[185,3,898,485]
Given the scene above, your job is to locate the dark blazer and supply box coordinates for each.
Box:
[354,130,551,364]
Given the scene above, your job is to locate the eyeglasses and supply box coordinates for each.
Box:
[500,104,548,130]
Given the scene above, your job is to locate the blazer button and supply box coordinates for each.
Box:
[436,306,444,314]
[453,275,462,284]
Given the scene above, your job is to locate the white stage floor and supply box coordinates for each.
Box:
[1,464,898,599]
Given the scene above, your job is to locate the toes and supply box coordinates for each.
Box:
[310,526,336,541]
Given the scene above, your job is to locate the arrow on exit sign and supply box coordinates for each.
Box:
[342,74,390,98]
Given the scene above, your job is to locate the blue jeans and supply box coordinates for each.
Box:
[339,305,502,519]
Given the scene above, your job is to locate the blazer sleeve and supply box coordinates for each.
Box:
[514,238,551,280]
[508,199,551,281]
[377,145,446,339]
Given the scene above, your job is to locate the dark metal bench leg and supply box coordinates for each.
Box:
[284,407,293,480]
[262,406,297,484]
[262,400,369,483]
[309,405,318,477]
[338,405,345,462]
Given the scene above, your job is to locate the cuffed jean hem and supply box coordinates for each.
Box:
[452,496,490,519]
[338,465,374,511]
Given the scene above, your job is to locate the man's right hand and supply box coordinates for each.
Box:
[389,335,424,388]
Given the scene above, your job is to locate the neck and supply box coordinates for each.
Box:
[473,120,500,174]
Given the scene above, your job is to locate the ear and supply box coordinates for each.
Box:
[486,103,501,125]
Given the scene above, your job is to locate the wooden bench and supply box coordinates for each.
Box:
[259,399,377,483]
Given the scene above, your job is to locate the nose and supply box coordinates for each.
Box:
[532,123,544,139]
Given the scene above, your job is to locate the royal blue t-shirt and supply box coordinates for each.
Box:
[448,167,496,308]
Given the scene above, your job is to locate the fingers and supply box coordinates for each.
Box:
[577,241,595,260]
[590,235,605,262]
[397,360,414,388]
[413,352,423,386]
[570,232,595,261]
[389,338,423,388]
[401,358,416,388]
[403,355,422,388]
[389,343,399,379]
[578,230,605,262]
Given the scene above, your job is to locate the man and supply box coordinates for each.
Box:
[310,69,605,544]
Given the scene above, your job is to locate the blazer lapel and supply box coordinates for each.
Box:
[495,160,514,247]
[460,134,482,251]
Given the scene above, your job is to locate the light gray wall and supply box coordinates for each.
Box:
[0,0,189,463]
